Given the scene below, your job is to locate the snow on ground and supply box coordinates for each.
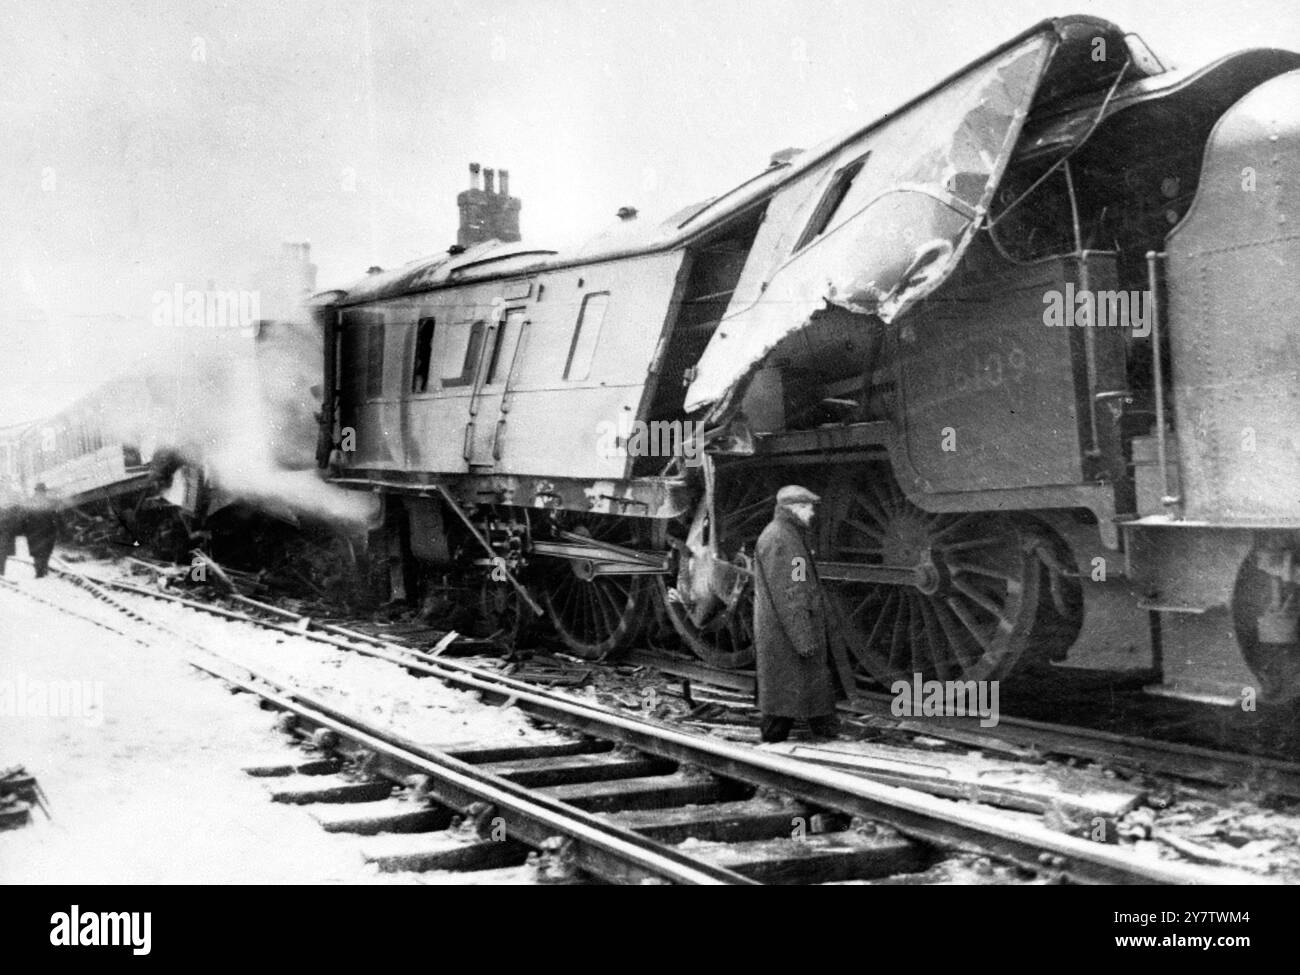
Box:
[0,579,540,884]
[95,584,560,751]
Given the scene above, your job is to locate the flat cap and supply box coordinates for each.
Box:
[776,484,820,506]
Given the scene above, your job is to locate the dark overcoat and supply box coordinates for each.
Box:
[0,503,18,559]
[21,500,59,560]
[752,506,855,718]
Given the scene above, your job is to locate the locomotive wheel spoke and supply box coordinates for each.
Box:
[915,597,955,679]
[948,560,1018,583]
[908,595,927,674]
[844,516,886,542]
[855,496,894,533]
[946,596,992,653]
[887,596,910,669]
[935,601,979,670]
[950,576,1009,625]
[862,589,896,657]
[936,536,1002,553]
[839,545,885,556]
[931,513,982,541]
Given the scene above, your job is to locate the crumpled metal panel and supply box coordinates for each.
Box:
[683,35,1052,417]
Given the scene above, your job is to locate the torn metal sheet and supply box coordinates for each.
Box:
[684,35,1053,417]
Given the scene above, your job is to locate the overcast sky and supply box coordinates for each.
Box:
[3,0,1299,422]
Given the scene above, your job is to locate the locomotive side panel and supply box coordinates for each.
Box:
[1167,69,1300,525]
[898,250,1124,493]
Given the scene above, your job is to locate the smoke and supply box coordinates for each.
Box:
[204,322,379,528]
[64,321,377,531]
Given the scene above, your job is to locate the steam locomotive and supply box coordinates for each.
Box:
[299,15,1300,705]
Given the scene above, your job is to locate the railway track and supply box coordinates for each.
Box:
[621,650,1300,801]
[82,558,1300,802]
[2,560,1275,884]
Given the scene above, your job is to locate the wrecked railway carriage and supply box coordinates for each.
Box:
[315,16,1300,704]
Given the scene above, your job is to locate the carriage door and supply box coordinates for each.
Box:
[465,306,526,469]
[490,308,530,463]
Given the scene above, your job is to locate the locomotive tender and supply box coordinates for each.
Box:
[315,16,1300,704]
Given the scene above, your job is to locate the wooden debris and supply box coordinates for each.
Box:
[189,549,239,594]
[1,765,49,825]
[1155,831,1247,866]
[429,631,459,656]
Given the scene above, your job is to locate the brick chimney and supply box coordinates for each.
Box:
[456,161,521,248]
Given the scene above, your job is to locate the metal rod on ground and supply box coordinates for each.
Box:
[190,549,238,594]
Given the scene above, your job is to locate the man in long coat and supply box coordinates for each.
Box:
[21,483,60,578]
[0,486,19,569]
[752,484,855,742]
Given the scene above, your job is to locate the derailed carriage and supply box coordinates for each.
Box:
[315,16,1300,704]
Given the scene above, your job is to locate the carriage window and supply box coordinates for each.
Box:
[564,293,609,381]
[365,321,386,399]
[794,153,869,251]
[442,321,486,388]
[412,317,435,392]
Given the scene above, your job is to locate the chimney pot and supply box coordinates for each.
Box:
[469,162,481,191]
[458,163,520,247]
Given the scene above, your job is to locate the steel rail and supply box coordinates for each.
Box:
[177,649,755,886]
[10,569,752,885]
[58,568,1272,885]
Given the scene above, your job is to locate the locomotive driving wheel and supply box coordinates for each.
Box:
[819,469,1043,687]
[537,513,652,660]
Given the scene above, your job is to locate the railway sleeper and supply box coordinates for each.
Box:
[241,757,345,777]
[265,773,395,805]
[544,770,743,812]
[307,798,453,835]
[358,831,532,873]
[480,751,676,788]
[691,830,928,884]
[606,798,813,844]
